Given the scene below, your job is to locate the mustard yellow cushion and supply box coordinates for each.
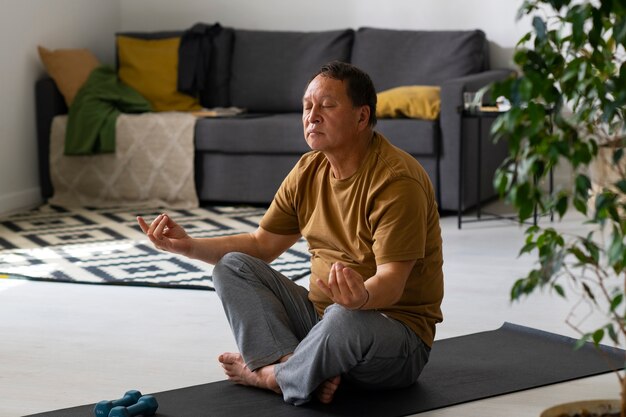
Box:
[38,46,100,106]
[376,86,441,120]
[117,36,201,112]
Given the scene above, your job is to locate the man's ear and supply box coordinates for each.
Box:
[357,105,371,129]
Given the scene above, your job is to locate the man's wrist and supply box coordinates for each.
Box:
[355,289,370,310]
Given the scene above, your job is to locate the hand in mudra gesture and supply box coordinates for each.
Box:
[137,213,192,256]
[317,262,369,310]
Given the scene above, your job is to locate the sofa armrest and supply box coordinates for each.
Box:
[441,69,515,111]
[35,77,68,199]
[437,69,515,211]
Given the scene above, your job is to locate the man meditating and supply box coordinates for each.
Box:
[138,61,443,405]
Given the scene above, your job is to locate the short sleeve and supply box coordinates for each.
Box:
[259,164,301,235]
[369,178,428,265]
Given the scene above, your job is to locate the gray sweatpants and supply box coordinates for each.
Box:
[212,252,430,405]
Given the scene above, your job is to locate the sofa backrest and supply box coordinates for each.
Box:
[113,26,490,111]
[229,29,354,113]
[350,28,488,92]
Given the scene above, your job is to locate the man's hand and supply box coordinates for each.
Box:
[137,213,193,256]
[316,263,369,310]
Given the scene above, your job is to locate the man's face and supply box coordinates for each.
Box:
[302,75,368,153]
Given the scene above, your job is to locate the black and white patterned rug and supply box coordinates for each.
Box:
[0,205,310,290]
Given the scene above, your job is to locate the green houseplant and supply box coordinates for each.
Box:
[490,0,626,415]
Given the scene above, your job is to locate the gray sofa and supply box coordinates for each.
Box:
[35,26,512,211]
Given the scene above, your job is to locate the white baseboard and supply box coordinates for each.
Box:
[0,187,43,216]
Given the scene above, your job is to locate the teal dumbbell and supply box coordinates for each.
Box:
[93,390,142,417]
[109,395,158,417]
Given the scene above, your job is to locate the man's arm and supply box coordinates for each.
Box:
[317,260,416,310]
[188,226,302,264]
[138,213,301,265]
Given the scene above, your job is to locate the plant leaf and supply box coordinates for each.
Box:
[553,283,566,298]
[575,333,592,350]
[607,324,619,345]
[581,282,597,304]
[519,242,537,256]
[533,16,547,41]
[610,293,623,312]
[555,194,568,218]
[592,328,604,346]
[616,179,626,194]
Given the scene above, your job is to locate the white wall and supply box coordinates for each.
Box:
[0,0,531,215]
[119,0,531,69]
[0,0,120,215]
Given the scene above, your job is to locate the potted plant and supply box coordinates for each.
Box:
[489,0,626,416]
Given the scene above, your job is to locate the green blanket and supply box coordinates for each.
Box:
[64,65,152,155]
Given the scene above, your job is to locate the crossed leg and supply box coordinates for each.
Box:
[219,352,281,394]
[218,352,341,403]
[213,254,423,405]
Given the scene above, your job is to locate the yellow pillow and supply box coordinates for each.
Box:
[376,86,441,120]
[117,36,201,112]
[38,46,100,106]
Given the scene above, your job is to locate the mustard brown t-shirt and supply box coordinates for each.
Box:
[260,132,443,347]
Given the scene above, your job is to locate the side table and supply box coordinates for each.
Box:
[457,108,553,229]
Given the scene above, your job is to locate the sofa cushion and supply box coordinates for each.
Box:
[351,28,488,91]
[116,27,234,108]
[117,36,201,111]
[37,46,100,106]
[229,29,354,112]
[376,119,438,156]
[197,153,301,203]
[195,114,310,154]
[377,86,441,120]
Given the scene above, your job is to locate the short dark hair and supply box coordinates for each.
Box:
[308,61,377,127]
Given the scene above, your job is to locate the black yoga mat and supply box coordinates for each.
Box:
[27,322,624,417]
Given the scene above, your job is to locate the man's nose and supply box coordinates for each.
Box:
[307,106,321,123]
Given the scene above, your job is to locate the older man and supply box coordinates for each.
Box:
[138,61,443,405]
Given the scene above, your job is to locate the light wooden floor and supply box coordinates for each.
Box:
[0,205,619,417]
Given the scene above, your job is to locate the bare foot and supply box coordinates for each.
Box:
[218,352,281,394]
[316,375,341,404]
